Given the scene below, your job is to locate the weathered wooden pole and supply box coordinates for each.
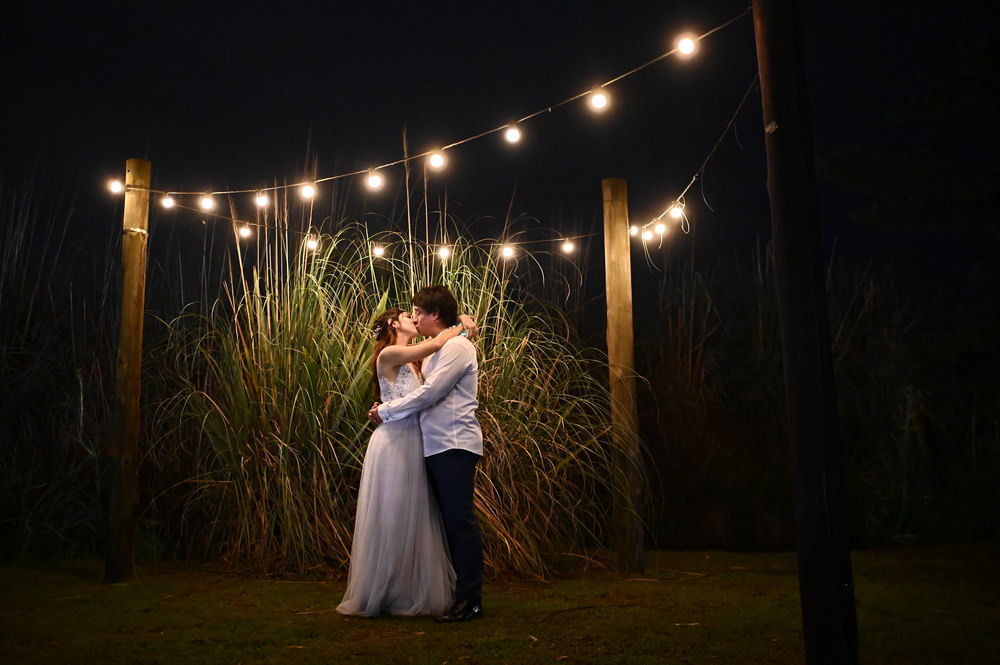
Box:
[104,158,151,583]
[751,2,859,662]
[602,177,644,574]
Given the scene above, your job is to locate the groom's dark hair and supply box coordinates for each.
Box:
[412,285,459,326]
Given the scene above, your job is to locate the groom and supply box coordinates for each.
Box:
[369,285,484,623]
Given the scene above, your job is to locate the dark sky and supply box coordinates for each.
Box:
[2,1,998,278]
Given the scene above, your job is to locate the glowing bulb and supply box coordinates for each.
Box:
[500,245,515,259]
[300,183,316,199]
[160,195,175,209]
[629,225,639,236]
[588,88,610,112]
[255,192,269,207]
[669,204,684,219]
[365,169,384,190]
[642,229,654,241]
[437,246,451,259]
[676,34,698,57]
[372,245,385,257]
[199,195,215,210]
[654,222,667,235]
[428,151,447,170]
[504,124,522,143]
[108,180,123,193]
[305,236,320,251]
[561,239,575,253]
[239,225,252,238]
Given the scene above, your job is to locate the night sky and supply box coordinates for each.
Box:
[2,1,998,283]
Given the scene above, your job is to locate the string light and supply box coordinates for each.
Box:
[108,180,123,194]
[503,123,522,144]
[161,194,175,209]
[305,236,320,251]
[437,246,451,259]
[654,222,667,235]
[365,168,385,190]
[629,225,639,236]
[372,245,386,257]
[500,245,515,259]
[238,225,253,238]
[428,151,447,171]
[100,9,755,259]
[587,87,610,113]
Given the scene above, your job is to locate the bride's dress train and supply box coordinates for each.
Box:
[337,364,455,616]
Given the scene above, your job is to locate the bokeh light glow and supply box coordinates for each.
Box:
[588,88,610,112]
[428,152,447,170]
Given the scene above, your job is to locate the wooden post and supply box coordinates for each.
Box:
[104,158,151,583]
[602,178,644,574]
[751,2,859,662]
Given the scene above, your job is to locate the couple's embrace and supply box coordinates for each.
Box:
[336,285,484,622]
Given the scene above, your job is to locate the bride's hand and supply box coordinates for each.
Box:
[459,314,478,340]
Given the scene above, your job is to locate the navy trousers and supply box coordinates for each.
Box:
[425,449,483,605]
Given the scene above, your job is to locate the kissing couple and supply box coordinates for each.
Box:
[336,285,484,623]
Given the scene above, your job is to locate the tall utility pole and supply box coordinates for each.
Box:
[104,158,151,583]
[602,178,644,574]
[751,2,859,663]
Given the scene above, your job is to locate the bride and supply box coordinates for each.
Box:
[337,307,474,616]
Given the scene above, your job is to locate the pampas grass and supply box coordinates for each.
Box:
[142,203,632,577]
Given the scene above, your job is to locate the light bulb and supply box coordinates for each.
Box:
[654,222,667,235]
[561,239,575,253]
[160,195,175,209]
[669,204,684,219]
[365,169,384,190]
[108,180,123,193]
[372,245,385,257]
[504,124,522,143]
[642,229,654,241]
[199,195,215,210]
[676,34,698,58]
[500,245,515,258]
[300,183,316,199]
[239,225,252,238]
[305,237,320,251]
[428,151,447,170]
[255,192,269,207]
[588,88,610,112]
[438,246,451,259]
[629,225,639,236]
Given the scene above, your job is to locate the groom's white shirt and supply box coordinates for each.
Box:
[376,336,483,457]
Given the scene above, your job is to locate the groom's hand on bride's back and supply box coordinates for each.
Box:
[368,402,383,426]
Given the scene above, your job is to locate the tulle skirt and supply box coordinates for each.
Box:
[337,416,455,616]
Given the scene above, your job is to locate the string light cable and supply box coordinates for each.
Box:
[642,71,760,238]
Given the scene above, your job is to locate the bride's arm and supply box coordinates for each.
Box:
[377,314,476,369]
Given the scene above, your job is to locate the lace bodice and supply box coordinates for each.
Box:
[378,364,421,402]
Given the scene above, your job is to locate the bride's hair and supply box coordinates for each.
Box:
[370,308,406,400]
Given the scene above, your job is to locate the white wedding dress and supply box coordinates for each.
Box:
[337,364,456,616]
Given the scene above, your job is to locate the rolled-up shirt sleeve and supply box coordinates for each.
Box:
[377,342,471,423]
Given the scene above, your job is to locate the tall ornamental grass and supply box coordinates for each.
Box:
[144,216,634,577]
[642,240,999,549]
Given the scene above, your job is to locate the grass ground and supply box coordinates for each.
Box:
[1,544,997,664]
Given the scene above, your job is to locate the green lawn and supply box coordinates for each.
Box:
[1,544,997,664]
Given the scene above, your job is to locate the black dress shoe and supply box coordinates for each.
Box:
[434,599,483,623]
